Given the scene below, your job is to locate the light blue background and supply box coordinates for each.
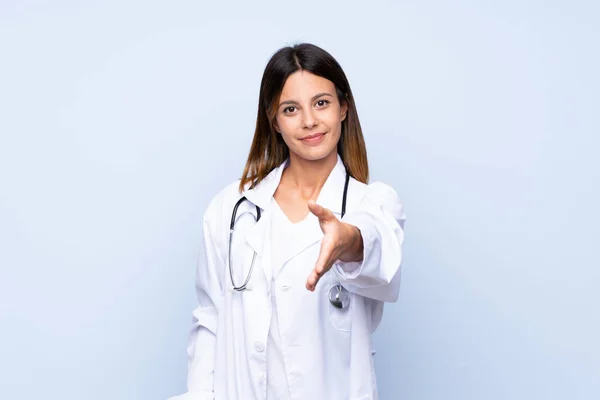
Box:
[1,1,598,399]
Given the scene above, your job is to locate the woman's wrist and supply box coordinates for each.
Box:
[339,222,364,263]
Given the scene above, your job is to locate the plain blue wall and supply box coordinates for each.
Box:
[1,1,598,399]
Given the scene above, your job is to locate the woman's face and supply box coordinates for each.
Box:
[273,70,347,163]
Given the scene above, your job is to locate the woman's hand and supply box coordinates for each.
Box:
[305,200,364,291]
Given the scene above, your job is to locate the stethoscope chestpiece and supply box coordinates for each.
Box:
[328,284,350,309]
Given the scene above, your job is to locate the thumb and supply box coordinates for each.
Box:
[307,199,324,217]
[308,200,333,221]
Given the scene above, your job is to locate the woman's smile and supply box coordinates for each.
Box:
[300,132,327,145]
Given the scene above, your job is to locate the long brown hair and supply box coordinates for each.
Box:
[239,43,369,192]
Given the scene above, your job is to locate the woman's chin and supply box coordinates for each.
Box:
[290,146,338,163]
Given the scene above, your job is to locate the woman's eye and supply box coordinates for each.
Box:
[283,100,328,114]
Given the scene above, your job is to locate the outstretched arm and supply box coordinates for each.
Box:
[306,182,406,302]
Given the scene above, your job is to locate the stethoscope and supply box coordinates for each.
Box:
[228,168,351,310]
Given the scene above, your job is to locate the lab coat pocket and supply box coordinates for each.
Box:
[327,276,353,332]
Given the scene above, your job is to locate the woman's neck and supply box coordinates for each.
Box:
[282,151,338,194]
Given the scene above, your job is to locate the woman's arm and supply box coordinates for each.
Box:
[335,182,406,302]
[169,206,223,400]
[306,182,406,302]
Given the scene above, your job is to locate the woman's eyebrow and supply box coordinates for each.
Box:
[279,92,333,107]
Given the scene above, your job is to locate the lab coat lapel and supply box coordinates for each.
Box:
[315,154,347,217]
[240,204,271,287]
[240,160,288,286]
[277,214,323,270]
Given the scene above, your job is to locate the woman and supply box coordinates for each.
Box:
[169,43,406,400]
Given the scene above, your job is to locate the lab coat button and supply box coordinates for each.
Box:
[254,341,265,352]
[281,283,291,291]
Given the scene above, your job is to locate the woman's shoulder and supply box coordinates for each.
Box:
[348,178,400,202]
[203,179,245,222]
[216,179,246,202]
[346,178,404,219]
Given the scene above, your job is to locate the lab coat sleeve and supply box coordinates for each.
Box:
[334,181,406,302]
[168,208,224,400]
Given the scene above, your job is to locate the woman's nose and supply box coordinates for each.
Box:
[301,109,318,129]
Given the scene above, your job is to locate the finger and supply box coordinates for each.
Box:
[306,259,335,291]
[306,269,320,291]
[307,200,334,222]
[306,240,334,291]
[314,238,333,275]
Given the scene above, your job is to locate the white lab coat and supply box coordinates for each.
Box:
[169,154,406,400]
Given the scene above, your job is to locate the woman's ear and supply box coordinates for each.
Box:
[341,101,348,121]
[273,118,280,133]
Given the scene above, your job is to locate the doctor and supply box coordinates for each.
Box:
[169,42,406,400]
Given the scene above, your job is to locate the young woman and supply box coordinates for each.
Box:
[169,43,406,400]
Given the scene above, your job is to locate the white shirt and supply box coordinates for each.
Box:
[266,197,309,400]
[168,154,406,400]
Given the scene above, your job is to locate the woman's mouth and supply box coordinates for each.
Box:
[300,132,326,145]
